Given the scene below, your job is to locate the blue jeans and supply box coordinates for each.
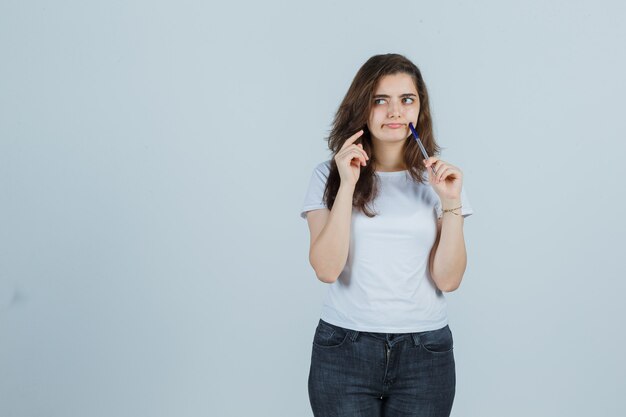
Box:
[308,318,456,417]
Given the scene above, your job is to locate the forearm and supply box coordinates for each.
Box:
[309,184,355,283]
[431,198,467,292]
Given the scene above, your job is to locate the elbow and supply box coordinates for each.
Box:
[309,255,340,284]
[440,282,460,293]
[440,273,463,292]
[431,260,466,293]
[312,265,339,283]
[431,270,462,293]
[315,272,338,284]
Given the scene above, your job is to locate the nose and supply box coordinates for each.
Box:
[387,99,401,118]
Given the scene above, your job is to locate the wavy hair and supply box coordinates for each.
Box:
[323,53,442,217]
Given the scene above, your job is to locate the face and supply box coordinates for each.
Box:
[367,72,420,143]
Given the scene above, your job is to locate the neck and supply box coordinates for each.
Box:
[372,138,406,172]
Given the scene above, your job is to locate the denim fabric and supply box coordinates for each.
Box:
[308,318,456,417]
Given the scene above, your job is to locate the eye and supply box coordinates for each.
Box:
[373,97,415,105]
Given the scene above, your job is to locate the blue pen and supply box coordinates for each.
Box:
[408,122,437,176]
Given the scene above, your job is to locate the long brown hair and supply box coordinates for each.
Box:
[323,53,442,217]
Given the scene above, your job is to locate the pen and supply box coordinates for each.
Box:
[408,122,437,176]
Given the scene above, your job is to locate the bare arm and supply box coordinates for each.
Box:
[429,197,467,292]
[306,184,355,283]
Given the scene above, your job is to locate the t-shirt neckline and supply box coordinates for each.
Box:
[375,170,409,176]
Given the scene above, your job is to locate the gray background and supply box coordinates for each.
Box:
[1,1,624,416]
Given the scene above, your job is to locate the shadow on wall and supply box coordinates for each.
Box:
[0,282,27,313]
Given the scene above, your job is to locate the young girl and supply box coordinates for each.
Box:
[300,53,474,417]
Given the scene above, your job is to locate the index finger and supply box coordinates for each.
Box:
[424,156,439,166]
[340,129,364,151]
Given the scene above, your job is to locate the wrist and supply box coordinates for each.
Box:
[440,197,461,209]
[338,183,356,195]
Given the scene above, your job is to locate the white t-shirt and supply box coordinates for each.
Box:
[300,159,474,333]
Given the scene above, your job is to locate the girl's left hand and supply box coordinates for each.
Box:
[424,157,463,201]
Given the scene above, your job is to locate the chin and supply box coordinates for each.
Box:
[385,132,408,139]
[373,130,408,141]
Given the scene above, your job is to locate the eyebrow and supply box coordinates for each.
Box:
[373,93,417,98]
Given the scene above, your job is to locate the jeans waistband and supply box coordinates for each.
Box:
[319,318,439,347]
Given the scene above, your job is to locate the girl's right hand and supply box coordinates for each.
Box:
[334,129,369,188]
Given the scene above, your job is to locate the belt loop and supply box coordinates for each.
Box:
[411,333,421,347]
[350,329,360,342]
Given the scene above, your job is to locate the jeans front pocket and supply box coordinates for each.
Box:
[312,319,350,349]
[418,325,454,354]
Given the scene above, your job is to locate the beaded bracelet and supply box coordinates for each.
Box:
[442,204,462,216]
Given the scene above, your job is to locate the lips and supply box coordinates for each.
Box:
[385,124,404,129]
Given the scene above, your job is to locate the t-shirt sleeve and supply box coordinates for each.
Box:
[434,184,474,219]
[300,161,331,219]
